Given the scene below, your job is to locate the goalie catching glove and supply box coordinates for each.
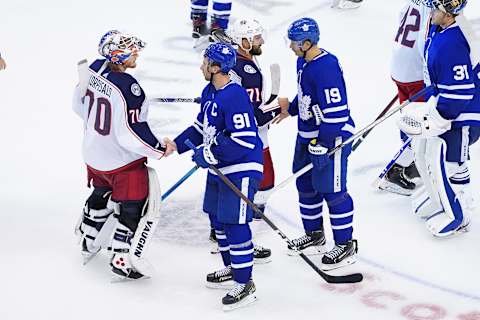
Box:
[397,96,451,138]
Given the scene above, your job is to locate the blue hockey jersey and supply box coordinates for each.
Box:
[424,23,480,128]
[288,51,355,147]
[174,81,263,181]
[230,54,281,127]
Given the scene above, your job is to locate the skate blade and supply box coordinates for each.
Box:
[222,294,257,312]
[210,246,220,254]
[110,274,150,283]
[254,257,272,264]
[193,36,210,52]
[378,180,414,196]
[206,280,234,290]
[287,244,328,256]
[321,256,357,271]
[82,251,99,265]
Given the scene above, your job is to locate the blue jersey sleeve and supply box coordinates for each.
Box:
[310,58,350,143]
[211,86,259,162]
[433,38,475,120]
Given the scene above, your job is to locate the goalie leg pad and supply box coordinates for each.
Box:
[129,167,162,276]
[424,138,468,237]
[78,187,113,253]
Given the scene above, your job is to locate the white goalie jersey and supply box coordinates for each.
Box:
[390,0,432,83]
[73,59,165,172]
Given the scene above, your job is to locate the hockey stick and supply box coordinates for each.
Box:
[185,140,363,284]
[161,165,199,201]
[264,63,281,104]
[352,94,398,152]
[151,97,201,104]
[255,85,433,205]
[371,137,412,189]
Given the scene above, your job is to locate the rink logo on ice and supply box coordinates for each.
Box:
[320,273,480,320]
[134,220,154,258]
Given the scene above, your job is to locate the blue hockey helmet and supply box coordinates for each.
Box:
[203,43,237,73]
[432,0,467,14]
[98,30,146,64]
[287,17,320,45]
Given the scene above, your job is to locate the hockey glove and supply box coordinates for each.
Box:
[308,140,330,169]
[397,96,451,138]
[192,145,218,168]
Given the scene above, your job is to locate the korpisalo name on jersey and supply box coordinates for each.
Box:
[89,74,113,98]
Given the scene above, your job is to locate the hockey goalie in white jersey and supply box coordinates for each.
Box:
[73,30,175,279]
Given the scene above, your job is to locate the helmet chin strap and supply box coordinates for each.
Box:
[301,41,313,59]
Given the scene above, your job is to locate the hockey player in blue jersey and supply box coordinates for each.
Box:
[277,18,358,270]
[172,43,261,310]
[191,0,232,39]
[398,0,480,237]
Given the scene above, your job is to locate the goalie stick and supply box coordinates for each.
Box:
[254,85,433,205]
[185,140,363,284]
[371,137,413,189]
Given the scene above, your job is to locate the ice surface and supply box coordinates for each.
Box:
[1,0,479,319]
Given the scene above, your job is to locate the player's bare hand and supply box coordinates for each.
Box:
[272,111,290,124]
[163,138,177,157]
[0,58,6,71]
[277,97,290,112]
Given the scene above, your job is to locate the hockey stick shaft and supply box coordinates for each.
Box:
[255,85,433,204]
[352,94,399,151]
[185,140,362,284]
[161,165,199,201]
[151,97,201,104]
[372,137,412,188]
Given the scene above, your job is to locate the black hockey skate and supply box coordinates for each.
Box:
[206,266,234,289]
[253,244,272,264]
[404,162,420,180]
[222,280,257,311]
[378,163,416,196]
[192,19,208,39]
[322,239,358,270]
[287,229,327,256]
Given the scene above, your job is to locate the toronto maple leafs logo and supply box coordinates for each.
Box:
[222,47,231,55]
[301,24,310,32]
[203,123,217,146]
[297,72,312,121]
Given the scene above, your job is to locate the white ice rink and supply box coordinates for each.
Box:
[1,0,479,319]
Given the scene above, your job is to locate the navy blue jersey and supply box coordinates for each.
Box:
[230,54,281,127]
[424,23,480,128]
[288,51,355,147]
[175,81,263,181]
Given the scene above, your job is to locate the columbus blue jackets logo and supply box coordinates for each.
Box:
[243,65,257,74]
[131,83,142,96]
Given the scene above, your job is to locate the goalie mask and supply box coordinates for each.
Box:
[431,0,467,15]
[98,30,146,65]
